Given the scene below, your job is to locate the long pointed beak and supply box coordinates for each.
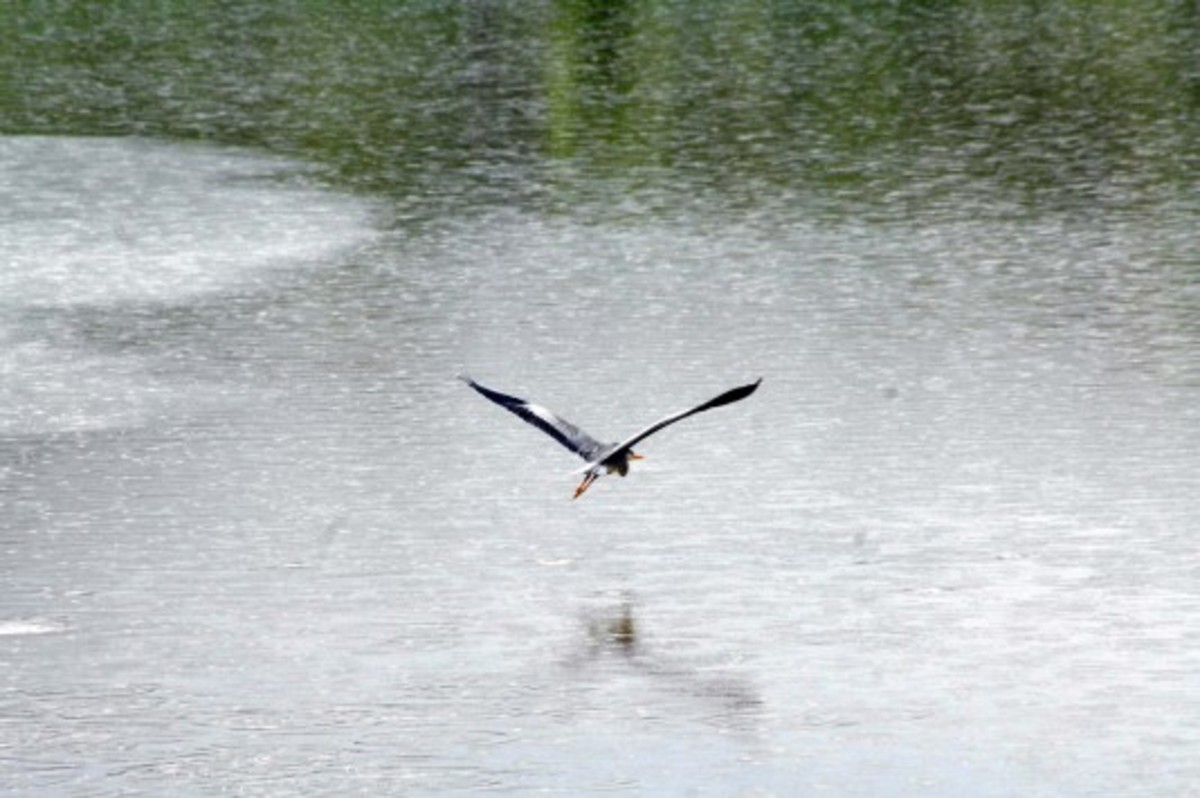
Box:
[629,452,645,460]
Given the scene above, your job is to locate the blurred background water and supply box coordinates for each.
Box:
[1,2,1198,795]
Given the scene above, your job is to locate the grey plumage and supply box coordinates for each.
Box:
[458,374,762,498]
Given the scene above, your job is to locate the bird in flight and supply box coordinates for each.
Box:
[458,375,762,499]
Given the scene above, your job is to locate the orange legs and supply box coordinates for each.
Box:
[573,454,645,499]
[573,472,598,500]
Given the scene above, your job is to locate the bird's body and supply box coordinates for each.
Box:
[458,375,761,498]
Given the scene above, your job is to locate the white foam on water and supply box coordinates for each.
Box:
[0,619,66,636]
[0,136,379,435]
[0,136,377,306]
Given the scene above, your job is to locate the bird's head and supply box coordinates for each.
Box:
[604,450,644,477]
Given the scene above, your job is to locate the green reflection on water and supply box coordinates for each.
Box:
[2,1,1198,221]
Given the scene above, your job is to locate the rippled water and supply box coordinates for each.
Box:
[3,2,1199,795]
[2,136,1196,796]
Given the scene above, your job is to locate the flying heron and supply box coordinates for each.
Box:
[458,375,762,499]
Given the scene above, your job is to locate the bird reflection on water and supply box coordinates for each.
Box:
[568,594,763,729]
[585,598,640,655]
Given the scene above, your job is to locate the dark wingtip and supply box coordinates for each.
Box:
[704,378,763,410]
[738,377,763,393]
[737,377,763,399]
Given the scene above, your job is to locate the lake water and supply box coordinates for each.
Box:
[2,3,1199,796]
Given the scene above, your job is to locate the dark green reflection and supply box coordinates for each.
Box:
[2,1,1197,222]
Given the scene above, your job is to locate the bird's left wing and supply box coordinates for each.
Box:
[604,378,762,460]
[458,375,606,462]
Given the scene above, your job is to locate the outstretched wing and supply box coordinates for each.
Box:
[602,378,762,462]
[458,375,606,462]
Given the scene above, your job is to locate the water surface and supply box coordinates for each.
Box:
[2,2,1199,795]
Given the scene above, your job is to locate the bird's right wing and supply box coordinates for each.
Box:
[458,375,606,462]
